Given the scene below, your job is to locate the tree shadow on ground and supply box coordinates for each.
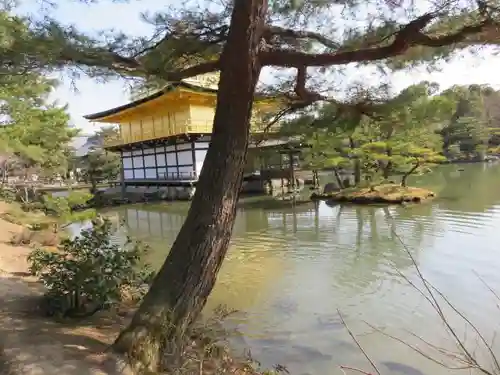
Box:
[0,274,133,375]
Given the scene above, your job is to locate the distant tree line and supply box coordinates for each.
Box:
[279,82,500,188]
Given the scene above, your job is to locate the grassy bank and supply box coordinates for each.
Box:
[0,191,96,248]
[311,184,436,204]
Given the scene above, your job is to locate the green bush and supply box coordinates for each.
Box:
[0,187,16,203]
[27,217,154,318]
[42,194,71,217]
[65,191,93,210]
[21,201,45,212]
[41,192,96,226]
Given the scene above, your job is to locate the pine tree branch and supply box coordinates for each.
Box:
[288,65,382,118]
[261,14,496,67]
[263,25,340,49]
[57,43,220,81]
[146,60,221,81]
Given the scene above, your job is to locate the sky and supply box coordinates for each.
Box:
[13,0,500,134]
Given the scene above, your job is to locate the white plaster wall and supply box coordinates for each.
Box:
[157,153,166,166]
[123,157,133,169]
[165,167,178,179]
[121,140,202,181]
[144,154,155,168]
[124,169,134,179]
[145,168,157,178]
[166,153,176,166]
[194,141,209,149]
[177,150,192,165]
[134,169,145,179]
[177,143,192,151]
[178,166,193,176]
[158,167,167,178]
[133,156,144,168]
[195,149,207,176]
[194,141,210,176]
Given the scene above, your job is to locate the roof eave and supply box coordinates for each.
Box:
[83,81,276,122]
[84,81,220,121]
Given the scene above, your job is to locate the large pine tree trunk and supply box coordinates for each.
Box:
[111,0,268,372]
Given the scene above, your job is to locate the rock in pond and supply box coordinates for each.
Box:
[382,361,426,375]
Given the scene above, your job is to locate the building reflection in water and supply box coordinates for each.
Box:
[114,200,325,313]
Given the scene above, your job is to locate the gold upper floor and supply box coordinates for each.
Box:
[84,80,279,148]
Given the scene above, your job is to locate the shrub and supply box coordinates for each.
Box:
[27,216,154,318]
[0,187,16,203]
[41,192,96,228]
[21,201,45,212]
[65,191,92,210]
[42,194,71,217]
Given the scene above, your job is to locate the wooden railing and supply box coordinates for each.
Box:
[104,118,281,148]
[157,171,197,181]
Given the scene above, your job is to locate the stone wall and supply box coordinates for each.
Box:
[92,185,196,206]
[94,177,305,207]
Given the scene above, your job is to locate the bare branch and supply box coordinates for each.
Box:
[263,25,340,49]
[365,322,474,370]
[149,60,221,81]
[256,106,298,140]
[261,14,495,68]
[387,230,499,375]
[340,365,374,375]
[338,309,382,375]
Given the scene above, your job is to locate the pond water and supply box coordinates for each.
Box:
[103,163,500,375]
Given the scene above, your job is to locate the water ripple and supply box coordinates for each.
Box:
[101,164,500,375]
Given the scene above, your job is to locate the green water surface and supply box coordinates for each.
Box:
[104,163,500,375]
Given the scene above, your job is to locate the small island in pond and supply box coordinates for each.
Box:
[311,184,435,204]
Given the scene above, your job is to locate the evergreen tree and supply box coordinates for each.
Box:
[81,149,120,194]
[0,72,76,180]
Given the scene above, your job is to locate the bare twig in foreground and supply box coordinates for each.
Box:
[475,271,500,310]
[337,309,381,375]
[340,365,374,375]
[384,228,500,375]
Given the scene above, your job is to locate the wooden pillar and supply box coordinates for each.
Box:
[314,200,319,235]
[279,151,284,190]
[289,149,295,190]
[120,152,126,199]
[191,139,197,179]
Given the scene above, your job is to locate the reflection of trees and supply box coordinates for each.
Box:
[411,163,500,213]
[105,162,500,312]
[114,203,289,312]
[328,205,436,290]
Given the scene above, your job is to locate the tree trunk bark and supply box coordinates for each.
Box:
[312,170,319,188]
[111,0,267,372]
[332,167,344,189]
[401,162,419,187]
[348,137,361,185]
[383,148,392,179]
[90,175,97,195]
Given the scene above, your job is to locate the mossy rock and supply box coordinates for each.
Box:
[311,184,435,205]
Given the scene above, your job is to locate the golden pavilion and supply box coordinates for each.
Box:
[84,74,276,186]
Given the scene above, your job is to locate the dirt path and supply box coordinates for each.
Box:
[0,202,132,375]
